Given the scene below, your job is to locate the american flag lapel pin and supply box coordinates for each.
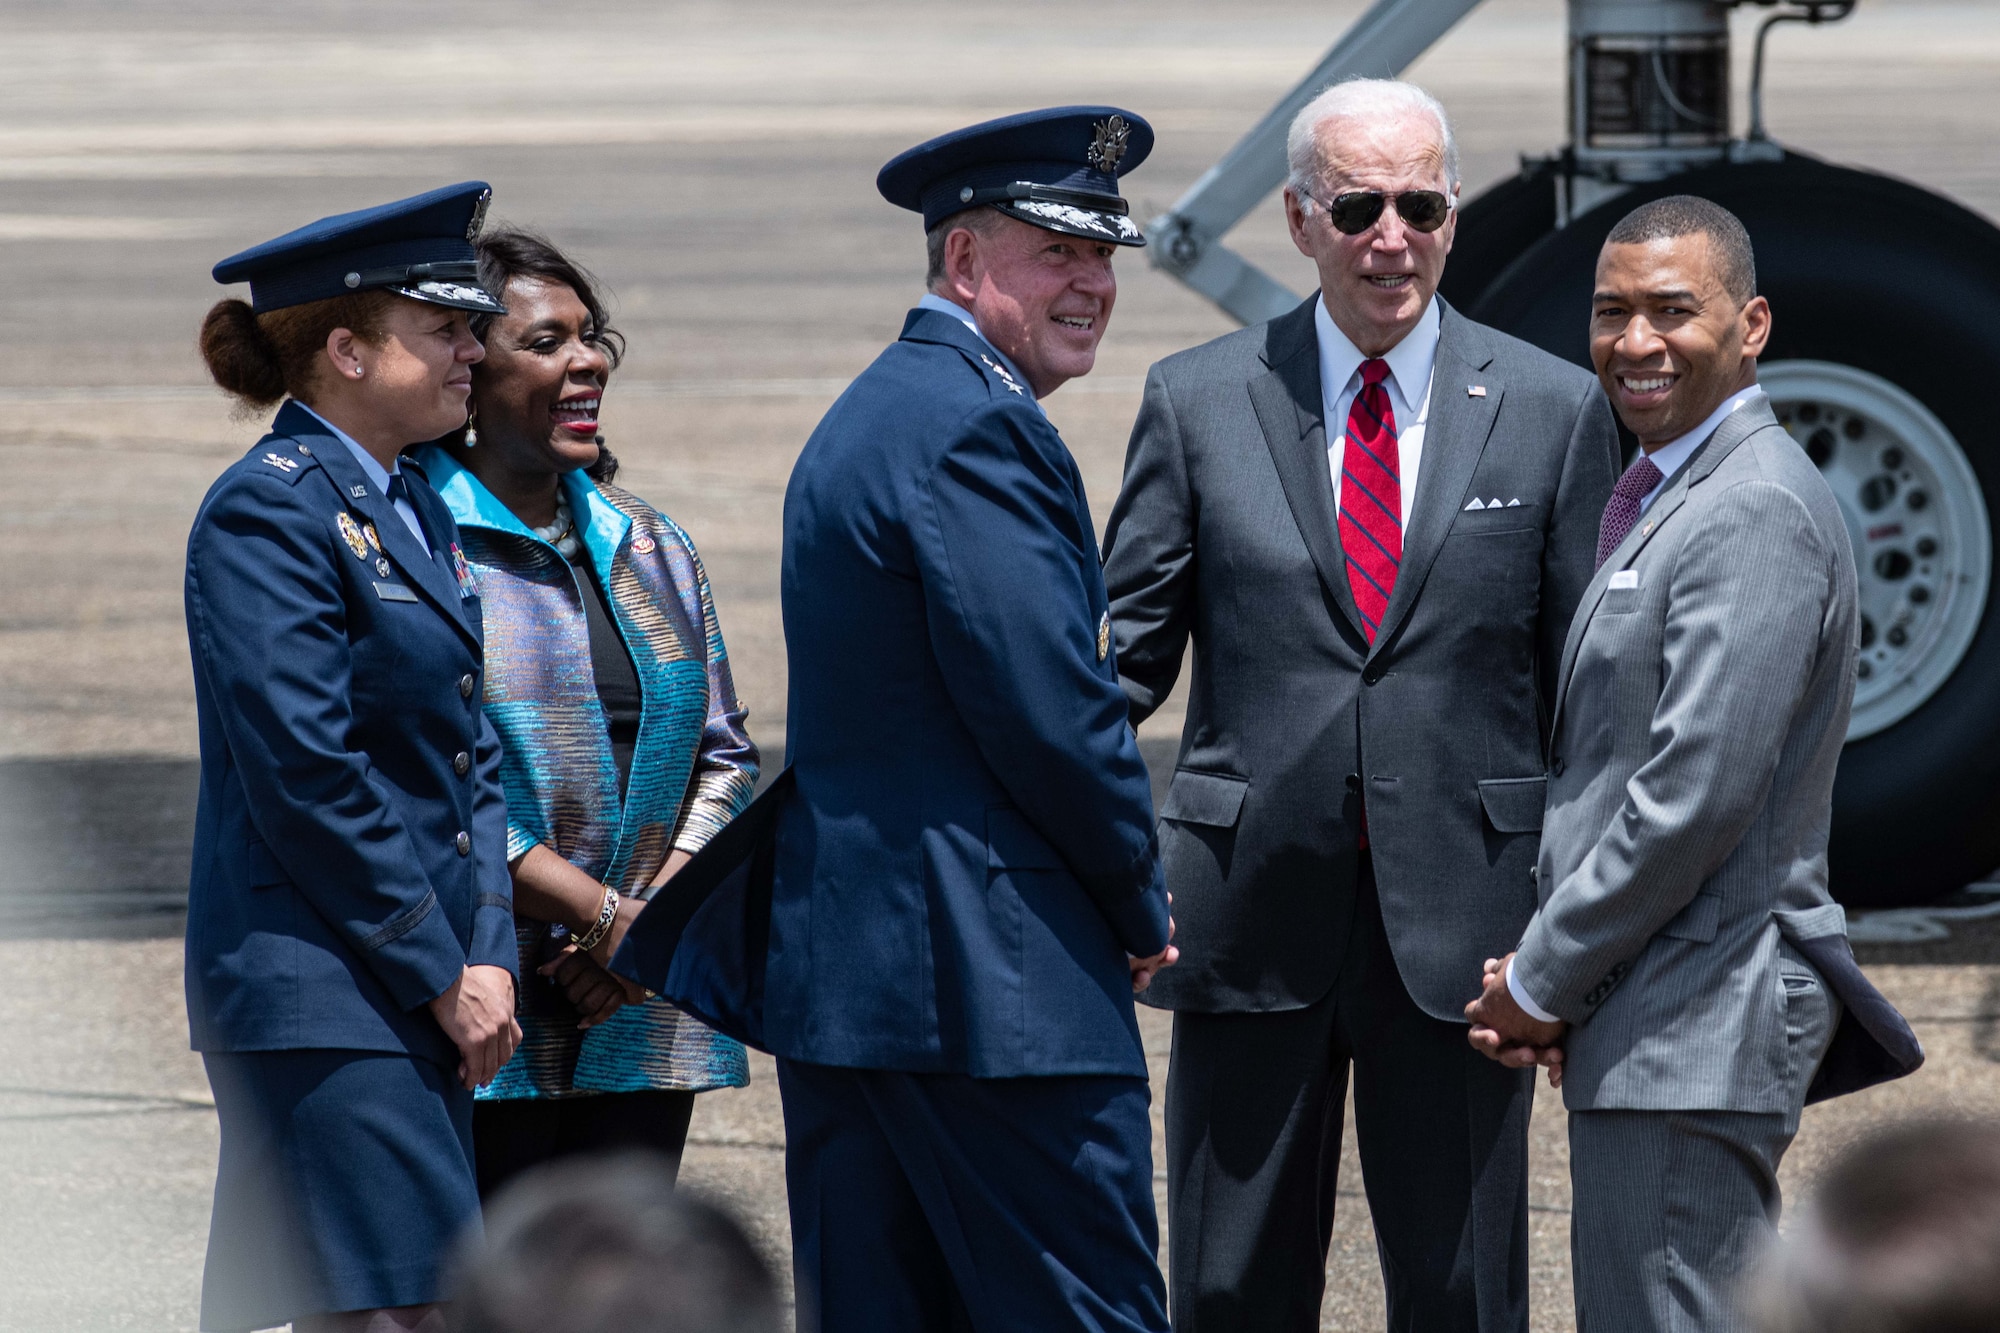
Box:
[1467,385,1487,398]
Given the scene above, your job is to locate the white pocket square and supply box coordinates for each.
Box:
[1609,569,1639,590]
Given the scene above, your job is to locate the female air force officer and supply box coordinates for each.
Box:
[185,183,521,1333]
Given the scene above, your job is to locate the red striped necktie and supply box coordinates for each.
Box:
[1340,358,1401,642]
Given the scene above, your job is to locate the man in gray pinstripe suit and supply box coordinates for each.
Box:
[1465,196,1923,1330]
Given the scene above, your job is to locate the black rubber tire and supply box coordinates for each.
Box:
[1448,152,2000,908]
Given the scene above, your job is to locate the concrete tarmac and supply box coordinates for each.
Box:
[4,1,2000,1328]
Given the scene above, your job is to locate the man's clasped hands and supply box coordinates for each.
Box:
[1464,953,1568,1087]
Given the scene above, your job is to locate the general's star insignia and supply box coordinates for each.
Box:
[261,452,299,473]
[978,353,1024,395]
[336,512,369,560]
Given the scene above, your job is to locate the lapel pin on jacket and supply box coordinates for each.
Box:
[1467,385,1487,397]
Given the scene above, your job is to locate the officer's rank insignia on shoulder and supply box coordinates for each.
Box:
[978,353,1025,395]
[1097,610,1111,662]
[336,511,369,560]
[362,521,381,553]
[261,451,299,473]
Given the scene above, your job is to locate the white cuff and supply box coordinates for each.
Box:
[1506,957,1560,1023]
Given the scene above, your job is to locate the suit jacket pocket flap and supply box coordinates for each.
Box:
[1772,903,1846,942]
[1477,777,1546,833]
[987,807,1064,870]
[1660,891,1722,942]
[1160,770,1249,828]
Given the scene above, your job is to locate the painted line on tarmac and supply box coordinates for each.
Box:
[0,1084,215,1122]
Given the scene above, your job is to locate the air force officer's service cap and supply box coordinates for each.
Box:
[212,181,506,315]
[877,106,1154,247]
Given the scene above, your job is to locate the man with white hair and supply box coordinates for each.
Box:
[1102,79,1618,1328]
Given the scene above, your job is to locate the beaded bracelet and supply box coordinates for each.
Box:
[573,884,621,954]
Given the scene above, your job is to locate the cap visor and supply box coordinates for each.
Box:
[996,200,1145,247]
[391,279,508,314]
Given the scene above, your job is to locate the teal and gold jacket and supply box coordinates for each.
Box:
[418,446,757,1097]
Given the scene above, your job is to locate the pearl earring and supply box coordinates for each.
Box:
[353,366,364,378]
[463,421,478,448]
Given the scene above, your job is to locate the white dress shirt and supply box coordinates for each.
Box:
[1636,384,1768,514]
[297,402,429,549]
[1316,293,1440,529]
[1504,381,1772,1024]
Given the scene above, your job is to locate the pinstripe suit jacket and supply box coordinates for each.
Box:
[1516,395,1919,1112]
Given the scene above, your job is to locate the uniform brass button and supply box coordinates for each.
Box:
[453,751,471,776]
[459,674,475,698]
[455,831,471,856]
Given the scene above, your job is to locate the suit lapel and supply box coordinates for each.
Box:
[295,417,478,647]
[1370,304,1500,656]
[1249,299,1367,644]
[1548,397,1779,732]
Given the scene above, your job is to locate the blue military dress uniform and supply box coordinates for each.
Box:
[185,184,516,1331]
[616,108,1173,1332]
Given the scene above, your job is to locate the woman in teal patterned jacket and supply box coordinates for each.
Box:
[413,230,757,1197]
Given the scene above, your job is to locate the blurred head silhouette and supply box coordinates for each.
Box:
[1748,1118,2000,1333]
[451,1152,781,1333]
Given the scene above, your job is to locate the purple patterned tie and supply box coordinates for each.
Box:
[1595,454,1665,570]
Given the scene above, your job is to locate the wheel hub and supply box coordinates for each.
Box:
[1763,360,1992,740]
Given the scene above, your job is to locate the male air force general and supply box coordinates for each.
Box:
[615,109,1177,1332]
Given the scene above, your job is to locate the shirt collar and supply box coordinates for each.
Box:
[1644,384,1767,487]
[296,401,401,493]
[1314,293,1441,412]
[916,292,1038,401]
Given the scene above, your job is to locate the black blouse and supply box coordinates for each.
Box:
[570,548,643,798]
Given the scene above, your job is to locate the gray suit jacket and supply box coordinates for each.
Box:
[1517,396,1922,1111]
[1104,296,1619,1019]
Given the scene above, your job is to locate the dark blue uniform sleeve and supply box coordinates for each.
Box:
[914,400,1170,958]
[186,471,468,1010]
[468,707,518,976]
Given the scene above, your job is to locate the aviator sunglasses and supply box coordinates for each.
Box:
[1302,188,1453,236]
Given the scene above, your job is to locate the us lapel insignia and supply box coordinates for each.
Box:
[1467,385,1487,398]
[362,521,381,553]
[1096,611,1111,663]
[336,511,369,560]
[261,452,298,473]
[450,542,479,598]
[376,556,392,578]
[978,353,1025,395]
[350,485,368,499]
[630,533,657,555]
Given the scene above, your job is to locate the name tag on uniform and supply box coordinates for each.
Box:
[1608,570,1639,590]
[373,581,419,602]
